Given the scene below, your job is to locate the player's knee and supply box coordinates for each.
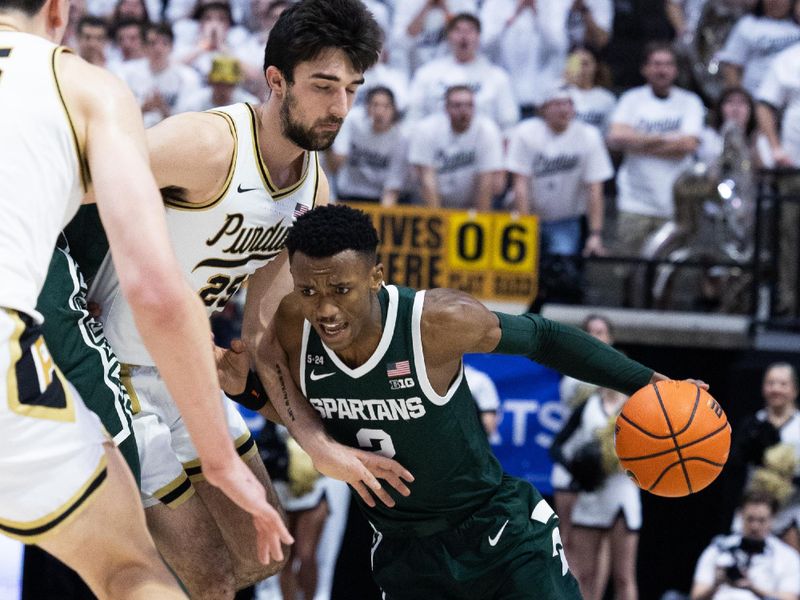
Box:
[101,558,182,599]
[233,550,288,588]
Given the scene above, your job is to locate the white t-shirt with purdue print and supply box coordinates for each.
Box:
[611,85,704,218]
[716,14,800,95]
[757,42,800,164]
[408,113,503,209]
[506,117,613,221]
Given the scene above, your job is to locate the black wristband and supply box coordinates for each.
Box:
[227,370,269,411]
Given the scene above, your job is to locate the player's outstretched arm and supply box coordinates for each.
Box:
[420,288,702,396]
[60,54,292,562]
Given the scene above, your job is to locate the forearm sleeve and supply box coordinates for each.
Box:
[492,312,653,396]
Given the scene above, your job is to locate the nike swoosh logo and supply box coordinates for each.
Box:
[309,370,335,381]
[488,519,509,547]
[237,184,259,193]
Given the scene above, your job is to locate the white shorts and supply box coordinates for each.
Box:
[571,472,642,531]
[0,309,108,543]
[551,463,574,492]
[121,365,257,508]
[274,477,329,513]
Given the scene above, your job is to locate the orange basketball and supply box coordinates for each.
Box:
[615,380,731,497]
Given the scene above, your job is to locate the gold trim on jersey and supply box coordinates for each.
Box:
[246,103,311,199]
[163,110,238,211]
[5,310,76,423]
[51,46,89,193]
[0,454,107,543]
[181,433,257,483]
[119,364,141,415]
[153,472,195,509]
[311,152,320,207]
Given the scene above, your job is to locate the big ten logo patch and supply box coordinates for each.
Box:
[306,354,325,365]
[389,377,415,390]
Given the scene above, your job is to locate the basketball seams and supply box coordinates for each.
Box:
[652,383,694,494]
[618,420,730,462]
[647,457,725,492]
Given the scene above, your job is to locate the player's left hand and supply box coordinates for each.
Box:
[214,338,250,395]
[650,372,709,390]
[312,444,414,508]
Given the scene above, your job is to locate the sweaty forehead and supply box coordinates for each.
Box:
[291,250,371,280]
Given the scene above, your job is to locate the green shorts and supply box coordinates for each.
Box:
[36,235,140,484]
[370,475,582,600]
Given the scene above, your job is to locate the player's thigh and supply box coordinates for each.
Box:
[193,453,286,568]
[145,492,236,597]
[38,444,178,596]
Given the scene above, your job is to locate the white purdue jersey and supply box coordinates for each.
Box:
[0,33,86,320]
[92,102,319,365]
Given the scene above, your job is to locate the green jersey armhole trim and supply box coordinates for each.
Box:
[51,47,89,193]
[163,109,238,211]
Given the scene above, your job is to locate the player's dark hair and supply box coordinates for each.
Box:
[286,205,379,261]
[0,0,45,16]
[263,0,381,84]
[446,12,481,34]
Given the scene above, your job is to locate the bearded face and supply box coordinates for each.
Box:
[280,86,343,151]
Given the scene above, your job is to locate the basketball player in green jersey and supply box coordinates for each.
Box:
[268,204,698,599]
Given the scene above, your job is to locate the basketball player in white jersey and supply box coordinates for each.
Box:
[0,0,292,596]
[90,1,414,597]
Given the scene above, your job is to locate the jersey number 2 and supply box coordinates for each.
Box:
[356,428,396,458]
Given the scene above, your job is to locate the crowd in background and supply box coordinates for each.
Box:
[48,0,800,598]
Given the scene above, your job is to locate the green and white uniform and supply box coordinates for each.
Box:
[36,211,139,482]
[300,285,581,599]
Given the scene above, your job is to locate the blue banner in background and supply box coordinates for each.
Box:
[464,354,565,496]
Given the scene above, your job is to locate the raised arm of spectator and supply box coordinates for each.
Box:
[664,0,688,40]
[573,0,611,50]
[756,101,793,167]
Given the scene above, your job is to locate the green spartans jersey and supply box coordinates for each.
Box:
[300,285,504,536]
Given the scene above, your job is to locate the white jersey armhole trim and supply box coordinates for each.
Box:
[300,319,310,397]
[411,290,463,406]
[321,285,399,378]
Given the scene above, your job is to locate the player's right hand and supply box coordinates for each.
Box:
[312,444,414,508]
[203,458,294,564]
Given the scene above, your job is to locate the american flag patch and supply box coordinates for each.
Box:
[293,203,310,218]
[386,360,411,377]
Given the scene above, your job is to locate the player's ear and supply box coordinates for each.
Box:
[46,0,69,41]
[370,263,384,290]
[265,66,286,98]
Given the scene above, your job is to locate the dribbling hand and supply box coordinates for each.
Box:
[203,459,294,564]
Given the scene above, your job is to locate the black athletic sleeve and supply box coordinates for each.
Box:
[227,370,269,411]
[491,312,653,396]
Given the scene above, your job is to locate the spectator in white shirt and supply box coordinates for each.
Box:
[174,54,258,113]
[390,0,478,76]
[607,42,704,257]
[564,46,617,134]
[329,87,410,206]
[119,23,202,127]
[508,85,614,259]
[406,12,519,130]
[716,0,800,96]
[110,18,145,63]
[691,491,800,600]
[409,85,504,210]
